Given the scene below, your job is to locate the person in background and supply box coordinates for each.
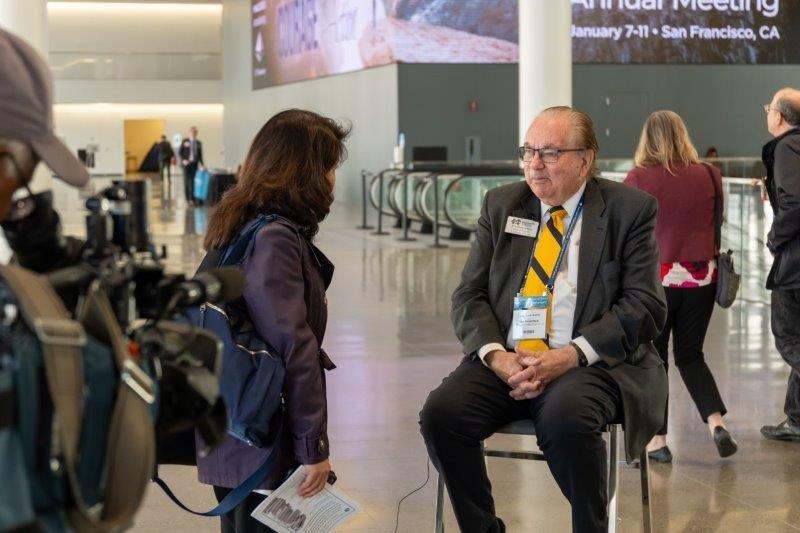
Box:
[179,126,204,206]
[760,88,800,442]
[157,134,175,193]
[625,110,737,463]
[198,109,349,533]
[704,147,723,172]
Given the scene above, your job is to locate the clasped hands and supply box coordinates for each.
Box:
[486,344,579,400]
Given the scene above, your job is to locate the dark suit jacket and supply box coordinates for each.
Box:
[763,128,800,290]
[157,140,174,162]
[451,177,668,460]
[179,138,204,166]
[197,218,335,489]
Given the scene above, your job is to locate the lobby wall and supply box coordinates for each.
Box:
[396,63,800,161]
[397,63,519,163]
[53,104,224,176]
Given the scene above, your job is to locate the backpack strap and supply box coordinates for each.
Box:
[0,265,155,530]
[76,282,157,528]
[200,215,301,274]
[219,214,281,267]
[152,410,283,516]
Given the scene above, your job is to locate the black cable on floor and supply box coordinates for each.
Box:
[393,459,432,533]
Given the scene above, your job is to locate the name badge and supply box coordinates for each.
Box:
[504,216,538,238]
[511,295,548,341]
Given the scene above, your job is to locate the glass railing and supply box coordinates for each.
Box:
[432,172,770,304]
[50,52,222,80]
[440,175,520,229]
[596,157,766,179]
[720,178,772,305]
[398,157,765,179]
[364,160,772,304]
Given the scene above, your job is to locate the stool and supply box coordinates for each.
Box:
[433,420,652,533]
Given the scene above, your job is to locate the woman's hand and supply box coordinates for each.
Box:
[297,458,331,498]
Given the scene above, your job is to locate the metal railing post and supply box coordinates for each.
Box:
[430,173,447,248]
[372,169,390,236]
[357,170,374,229]
[398,172,416,242]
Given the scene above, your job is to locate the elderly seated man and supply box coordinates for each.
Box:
[420,106,668,533]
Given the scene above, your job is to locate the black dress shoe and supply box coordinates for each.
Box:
[713,426,738,457]
[647,446,673,463]
[761,420,800,442]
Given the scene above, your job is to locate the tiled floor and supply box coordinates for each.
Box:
[48,175,800,532]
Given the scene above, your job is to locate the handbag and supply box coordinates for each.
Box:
[193,168,210,201]
[704,164,740,308]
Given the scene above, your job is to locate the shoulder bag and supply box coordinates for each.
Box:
[704,164,740,308]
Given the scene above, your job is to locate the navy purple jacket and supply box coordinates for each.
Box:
[197,217,335,489]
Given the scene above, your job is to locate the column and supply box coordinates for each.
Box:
[0,0,47,54]
[518,0,572,142]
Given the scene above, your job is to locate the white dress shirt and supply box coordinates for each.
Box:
[478,184,601,366]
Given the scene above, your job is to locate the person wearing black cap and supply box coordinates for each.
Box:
[0,28,91,273]
[0,28,89,217]
[0,29,156,533]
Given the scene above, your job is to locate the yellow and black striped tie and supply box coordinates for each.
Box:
[517,206,567,352]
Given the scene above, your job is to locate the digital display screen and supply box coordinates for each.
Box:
[572,0,800,63]
[251,0,518,89]
[251,0,799,90]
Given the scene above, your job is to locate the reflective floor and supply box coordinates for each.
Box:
[49,175,800,532]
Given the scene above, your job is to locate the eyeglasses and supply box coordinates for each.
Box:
[517,146,585,164]
[763,104,772,114]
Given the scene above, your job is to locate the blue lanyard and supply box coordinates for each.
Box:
[520,196,584,295]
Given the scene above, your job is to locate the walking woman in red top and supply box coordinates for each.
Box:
[624,110,737,463]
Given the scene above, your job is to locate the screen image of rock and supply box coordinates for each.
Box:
[251,0,800,89]
[572,0,800,63]
[251,0,518,89]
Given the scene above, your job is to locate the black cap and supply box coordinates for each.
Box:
[0,29,89,187]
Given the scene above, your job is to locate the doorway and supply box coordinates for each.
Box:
[123,119,165,174]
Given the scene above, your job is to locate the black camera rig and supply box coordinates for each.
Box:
[1,181,234,459]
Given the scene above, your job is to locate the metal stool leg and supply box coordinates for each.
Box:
[640,450,652,533]
[607,425,619,533]
[435,474,445,533]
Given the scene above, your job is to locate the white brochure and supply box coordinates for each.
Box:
[250,466,360,533]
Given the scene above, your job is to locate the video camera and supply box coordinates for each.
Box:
[0,181,237,459]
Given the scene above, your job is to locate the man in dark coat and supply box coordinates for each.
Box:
[157,134,174,180]
[179,126,204,206]
[761,87,800,442]
[420,106,667,532]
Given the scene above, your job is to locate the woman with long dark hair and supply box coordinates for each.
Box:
[624,110,737,463]
[197,109,349,532]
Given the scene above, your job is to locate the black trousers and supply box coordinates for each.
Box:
[159,158,171,180]
[771,289,800,426]
[419,357,622,533]
[653,285,726,435]
[183,161,198,201]
[212,486,276,533]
